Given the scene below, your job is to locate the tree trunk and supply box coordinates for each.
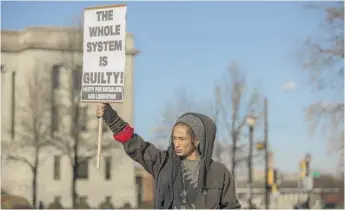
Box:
[72,135,79,208]
[72,163,77,208]
[231,134,237,180]
[71,90,80,208]
[32,149,39,207]
[231,132,237,180]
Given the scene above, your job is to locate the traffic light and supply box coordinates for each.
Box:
[300,159,310,179]
[268,168,274,185]
[267,168,279,193]
[272,169,279,193]
[271,184,278,194]
[274,169,278,183]
[256,143,265,150]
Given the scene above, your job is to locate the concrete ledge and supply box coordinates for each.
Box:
[236,188,339,194]
[1,27,140,56]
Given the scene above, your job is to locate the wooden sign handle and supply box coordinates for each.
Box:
[96,117,104,168]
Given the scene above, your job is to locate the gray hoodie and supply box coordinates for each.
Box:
[123,112,241,209]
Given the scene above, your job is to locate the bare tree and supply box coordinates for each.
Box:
[210,86,224,162]
[48,27,119,208]
[151,87,197,149]
[301,2,344,93]
[3,65,52,207]
[300,2,344,173]
[217,62,263,179]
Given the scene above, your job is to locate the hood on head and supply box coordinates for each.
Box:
[171,112,216,164]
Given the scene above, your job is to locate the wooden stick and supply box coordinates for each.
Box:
[96,117,104,168]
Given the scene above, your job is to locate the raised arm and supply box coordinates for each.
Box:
[97,103,166,179]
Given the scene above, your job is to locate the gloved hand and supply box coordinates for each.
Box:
[96,103,128,134]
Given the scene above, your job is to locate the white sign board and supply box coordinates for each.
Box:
[81,5,127,102]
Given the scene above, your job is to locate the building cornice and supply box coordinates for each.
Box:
[1,27,140,56]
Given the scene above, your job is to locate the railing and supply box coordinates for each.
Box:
[236,188,339,209]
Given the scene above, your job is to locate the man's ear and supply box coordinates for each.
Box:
[193,137,199,146]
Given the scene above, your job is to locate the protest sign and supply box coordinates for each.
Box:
[81,4,127,103]
[81,4,127,168]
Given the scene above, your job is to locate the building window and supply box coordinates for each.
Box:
[105,156,112,180]
[51,104,58,135]
[76,157,89,179]
[136,176,143,205]
[11,71,16,139]
[72,66,82,91]
[80,106,88,132]
[52,65,60,89]
[51,65,60,136]
[79,196,90,208]
[54,156,61,180]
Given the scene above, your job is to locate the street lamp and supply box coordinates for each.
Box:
[246,114,256,209]
[246,115,256,128]
[263,98,270,209]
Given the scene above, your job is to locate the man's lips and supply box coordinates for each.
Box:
[175,149,182,153]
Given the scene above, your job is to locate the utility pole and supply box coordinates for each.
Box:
[248,125,253,209]
[246,114,256,209]
[264,97,269,209]
[214,86,221,162]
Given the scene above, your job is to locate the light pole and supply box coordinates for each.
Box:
[252,98,270,209]
[246,114,256,209]
[264,98,269,209]
[305,153,312,209]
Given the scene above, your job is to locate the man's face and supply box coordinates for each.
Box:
[172,124,197,157]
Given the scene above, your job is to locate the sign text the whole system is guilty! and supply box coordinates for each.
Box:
[81,5,127,103]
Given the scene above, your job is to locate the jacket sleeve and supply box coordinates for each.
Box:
[112,124,166,179]
[219,169,241,209]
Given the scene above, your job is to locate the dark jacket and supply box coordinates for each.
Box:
[122,113,241,209]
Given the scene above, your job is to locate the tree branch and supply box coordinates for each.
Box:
[300,4,344,171]
[7,155,34,171]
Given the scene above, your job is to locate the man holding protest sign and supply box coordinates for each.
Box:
[96,103,241,209]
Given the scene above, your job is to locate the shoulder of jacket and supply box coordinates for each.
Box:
[209,160,228,171]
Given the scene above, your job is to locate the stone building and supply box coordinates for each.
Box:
[135,164,155,207]
[1,26,139,208]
